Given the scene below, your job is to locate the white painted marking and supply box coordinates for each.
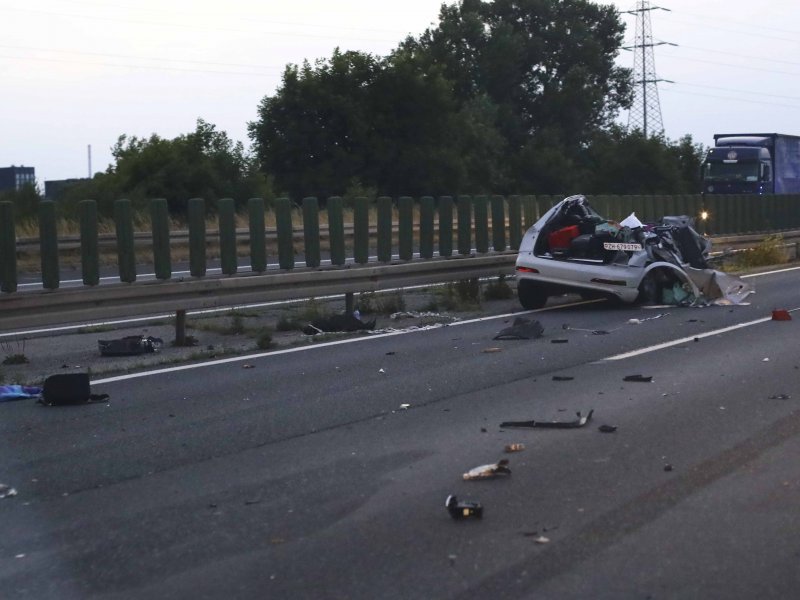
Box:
[740,265,800,278]
[602,310,798,361]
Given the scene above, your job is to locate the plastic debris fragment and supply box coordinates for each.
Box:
[0,484,17,499]
[504,443,525,453]
[399,403,410,410]
[463,459,511,480]
[772,309,792,321]
[446,495,483,519]
[500,410,594,429]
[534,536,550,544]
[598,424,618,433]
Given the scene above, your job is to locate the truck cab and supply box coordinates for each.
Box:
[702,133,800,195]
[702,135,774,194]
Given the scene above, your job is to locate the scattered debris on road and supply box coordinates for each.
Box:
[463,459,511,480]
[664,464,674,472]
[552,375,575,381]
[482,347,503,353]
[769,394,791,400]
[772,309,792,321]
[562,324,611,335]
[500,410,594,429]
[504,443,525,453]
[534,536,551,544]
[38,373,109,406]
[446,495,483,519]
[0,484,17,499]
[551,339,569,344]
[598,424,618,433]
[98,335,163,356]
[302,313,376,335]
[399,403,410,410]
[623,374,653,383]
[0,385,42,402]
[494,317,544,340]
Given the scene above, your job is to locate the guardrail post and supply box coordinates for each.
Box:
[491,195,506,251]
[398,195,413,261]
[150,198,171,280]
[39,200,60,290]
[438,196,453,257]
[474,195,489,253]
[302,197,320,268]
[275,197,295,270]
[114,199,136,283]
[523,195,537,228]
[420,196,434,259]
[79,199,99,286]
[248,198,267,273]
[457,195,472,255]
[377,196,393,263]
[353,196,369,265]
[188,197,207,277]
[0,201,16,293]
[327,196,345,266]
[218,198,238,275]
[508,195,521,250]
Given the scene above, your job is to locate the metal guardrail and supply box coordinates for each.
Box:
[0,253,517,330]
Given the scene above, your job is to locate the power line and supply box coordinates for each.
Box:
[659,49,800,78]
[659,87,800,110]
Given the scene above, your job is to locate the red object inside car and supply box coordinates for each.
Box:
[548,225,580,250]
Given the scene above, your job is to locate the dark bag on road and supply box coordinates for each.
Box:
[41,373,109,406]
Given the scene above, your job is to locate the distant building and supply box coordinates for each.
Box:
[0,166,35,192]
[45,178,89,201]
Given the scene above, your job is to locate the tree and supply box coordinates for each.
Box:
[61,119,270,217]
[580,127,705,194]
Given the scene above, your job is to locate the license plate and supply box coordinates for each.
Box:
[603,242,643,251]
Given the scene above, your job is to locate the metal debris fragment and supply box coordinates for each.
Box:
[598,425,617,433]
[463,459,511,480]
[623,374,653,383]
[500,410,594,429]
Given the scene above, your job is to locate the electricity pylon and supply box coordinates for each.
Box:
[625,1,675,137]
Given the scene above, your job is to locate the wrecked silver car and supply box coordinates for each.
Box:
[514,194,753,309]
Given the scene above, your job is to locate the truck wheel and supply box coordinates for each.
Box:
[518,280,548,310]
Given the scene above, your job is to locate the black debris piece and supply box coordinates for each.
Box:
[623,374,653,383]
[480,427,488,433]
[500,410,594,429]
[494,317,544,340]
[446,495,483,520]
[302,313,377,335]
[563,324,611,335]
[591,330,610,335]
[663,464,674,472]
[552,376,574,381]
[551,339,569,344]
[769,394,791,400]
[598,424,618,433]
[98,335,163,356]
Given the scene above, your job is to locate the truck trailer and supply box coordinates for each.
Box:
[702,133,800,195]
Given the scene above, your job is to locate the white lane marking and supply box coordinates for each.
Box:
[91,300,594,385]
[602,310,799,361]
[740,265,800,278]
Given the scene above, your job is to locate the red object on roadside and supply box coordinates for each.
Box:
[772,309,792,321]
[548,225,580,251]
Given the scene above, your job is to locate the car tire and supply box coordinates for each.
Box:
[637,271,661,305]
[518,280,548,309]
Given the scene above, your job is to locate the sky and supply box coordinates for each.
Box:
[2,0,800,185]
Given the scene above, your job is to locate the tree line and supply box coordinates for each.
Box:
[3,0,705,220]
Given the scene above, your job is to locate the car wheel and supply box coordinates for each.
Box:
[518,280,548,309]
[637,271,661,305]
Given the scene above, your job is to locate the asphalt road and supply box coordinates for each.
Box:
[2,266,800,599]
